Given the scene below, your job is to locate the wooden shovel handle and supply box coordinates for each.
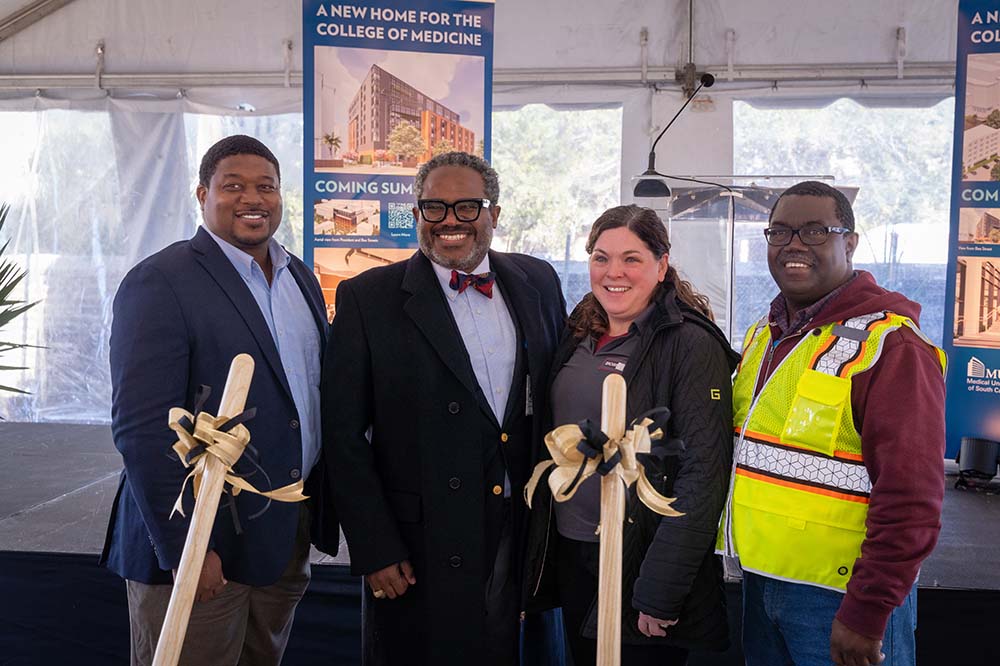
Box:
[597,373,626,666]
[152,353,255,666]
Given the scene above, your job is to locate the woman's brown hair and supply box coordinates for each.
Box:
[568,204,713,339]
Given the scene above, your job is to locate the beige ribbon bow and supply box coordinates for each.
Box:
[168,407,308,519]
[524,417,683,519]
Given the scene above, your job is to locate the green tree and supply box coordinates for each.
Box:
[388,121,426,160]
[432,138,455,156]
[322,132,341,158]
[732,96,954,315]
[733,98,953,244]
[991,161,1000,182]
[986,109,1000,130]
[0,203,38,394]
[492,104,621,261]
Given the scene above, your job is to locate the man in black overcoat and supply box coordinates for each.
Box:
[322,151,566,665]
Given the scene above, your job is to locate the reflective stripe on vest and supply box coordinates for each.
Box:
[716,310,946,592]
[736,431,871,502]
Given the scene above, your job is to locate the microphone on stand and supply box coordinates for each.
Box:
[633,73,716,198]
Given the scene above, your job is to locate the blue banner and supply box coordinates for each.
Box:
[303,0,494,313]
[945,1,1000,457]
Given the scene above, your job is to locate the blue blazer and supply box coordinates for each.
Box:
[100,227,338,586]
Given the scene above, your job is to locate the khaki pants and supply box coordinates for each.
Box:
[126,508,311,666]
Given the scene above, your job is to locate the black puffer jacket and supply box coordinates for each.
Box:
[522,285,739,650]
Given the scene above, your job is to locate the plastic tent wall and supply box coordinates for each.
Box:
[0,0,960,421]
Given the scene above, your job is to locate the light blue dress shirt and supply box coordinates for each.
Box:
[431,257,518,422]
[206,228,322,474]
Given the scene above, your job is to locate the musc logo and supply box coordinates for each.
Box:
[968,356,999,379]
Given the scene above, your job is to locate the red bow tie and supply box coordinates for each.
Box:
[449,270,495,298]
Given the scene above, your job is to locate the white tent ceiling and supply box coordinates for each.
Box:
[496,0,956,70]
[0,0,958,85]
[0,0,961,218]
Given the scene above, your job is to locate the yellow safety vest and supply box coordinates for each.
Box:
[716,311,946,591]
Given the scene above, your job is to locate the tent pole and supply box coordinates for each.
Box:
[0,0,78,44]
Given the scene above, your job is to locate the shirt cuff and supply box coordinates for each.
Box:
[836,593,892,640]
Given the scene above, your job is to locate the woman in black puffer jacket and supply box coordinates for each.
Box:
[522,205,739,665]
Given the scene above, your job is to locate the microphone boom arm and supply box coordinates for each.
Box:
[645,73,716,172]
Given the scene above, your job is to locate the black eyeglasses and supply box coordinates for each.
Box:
[417,198,491,223]
[764,223,852,247]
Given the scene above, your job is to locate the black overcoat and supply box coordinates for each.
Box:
[322,249,565,664]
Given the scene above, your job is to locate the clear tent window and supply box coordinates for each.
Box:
[0,104,622,423]
[730,97,955,348]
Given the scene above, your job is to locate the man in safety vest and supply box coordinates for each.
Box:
[718,181,946,666]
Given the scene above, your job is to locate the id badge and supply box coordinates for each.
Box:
[525,374,533,416]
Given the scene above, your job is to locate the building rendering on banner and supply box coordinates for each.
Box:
[347,64,475,164]
[962,55,1000,174]
[954,257,1000,347]
[959,208,1000,243]
[976,210,1000,240]
[967,54,1000,116]
[964,123,1000,170]
[315,200,379,236]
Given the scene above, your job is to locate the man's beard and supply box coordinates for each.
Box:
[418,224,493,272]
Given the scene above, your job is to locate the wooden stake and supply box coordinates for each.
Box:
[597,373,627,666]
[152,353,255,666]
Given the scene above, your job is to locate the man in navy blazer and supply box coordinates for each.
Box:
[100,135,337,665]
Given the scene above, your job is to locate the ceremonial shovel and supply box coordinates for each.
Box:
[597,373,627,666]
[525,374,682,665]
[152,354,255,666]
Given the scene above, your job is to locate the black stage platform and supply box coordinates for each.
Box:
[1,423,998,665]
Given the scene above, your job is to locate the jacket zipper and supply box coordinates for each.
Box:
[622,317,677,388]
[532,495,554,597]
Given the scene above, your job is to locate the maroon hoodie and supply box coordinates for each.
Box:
[755,270,945,639]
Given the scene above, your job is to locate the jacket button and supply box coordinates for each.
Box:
[289,419,300,429]
[449,477,461,490]
[289,468,301,480]
[449,555,462,568]
[492,485,503,496]
[500,432,509,443]
[448,402,460,414]
[812,328,822,336]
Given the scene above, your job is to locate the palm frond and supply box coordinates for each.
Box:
[0,202,36,396]
[0,340,28,349]
[0,302,35,327]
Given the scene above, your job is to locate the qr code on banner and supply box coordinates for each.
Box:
[387,202,415,230]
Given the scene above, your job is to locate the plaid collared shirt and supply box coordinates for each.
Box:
[768,272,859,339]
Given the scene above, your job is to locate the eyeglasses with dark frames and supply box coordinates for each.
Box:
[763,223,852,247]
[417,198,492,223]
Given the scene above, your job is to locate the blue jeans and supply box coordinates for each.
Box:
[520,608,567,666]
[742,572,917,666]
